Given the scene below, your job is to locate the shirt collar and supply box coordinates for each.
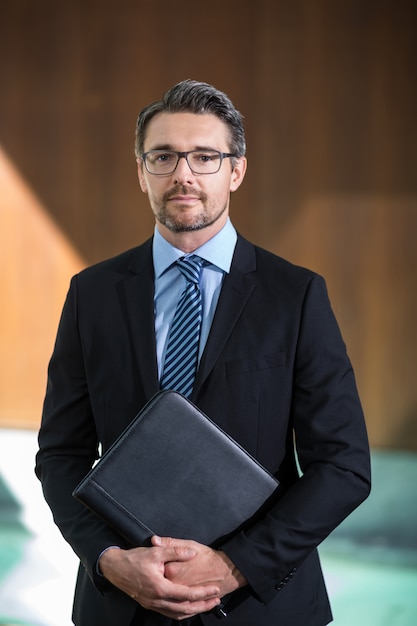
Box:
[153,218,237,278]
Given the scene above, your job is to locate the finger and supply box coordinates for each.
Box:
[152,535,192,548]
[160,580,220,603]
[155,595,221,620]
[151,535,197,561]
[151,534,163,546]
[153,582,221,618]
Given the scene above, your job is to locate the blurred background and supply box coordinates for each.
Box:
[0,1,416,624]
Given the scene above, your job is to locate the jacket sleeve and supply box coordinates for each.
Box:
[35,276,128,588]
[220,274,371,604]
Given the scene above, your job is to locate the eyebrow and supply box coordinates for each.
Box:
[147,144,221,152]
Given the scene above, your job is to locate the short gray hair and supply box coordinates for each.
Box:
[135,79,246,159]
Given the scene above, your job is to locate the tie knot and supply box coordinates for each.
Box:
[176,255,205,285]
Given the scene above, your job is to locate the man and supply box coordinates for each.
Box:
[36,80,371,626]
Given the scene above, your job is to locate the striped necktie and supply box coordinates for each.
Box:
[160,255,205,398]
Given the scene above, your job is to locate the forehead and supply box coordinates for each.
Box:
[143,112,231,151]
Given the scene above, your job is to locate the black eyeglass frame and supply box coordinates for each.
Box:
[140,149,237,176]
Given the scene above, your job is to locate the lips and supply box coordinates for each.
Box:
[169,195,199,202]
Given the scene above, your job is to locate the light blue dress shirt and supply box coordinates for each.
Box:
[153,219,237,380]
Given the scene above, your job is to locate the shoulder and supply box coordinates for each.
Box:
[75,238,153,285]
[236,233,323,290]
[235,235,337,330]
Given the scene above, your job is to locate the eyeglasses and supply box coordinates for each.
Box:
[141,149,236,176]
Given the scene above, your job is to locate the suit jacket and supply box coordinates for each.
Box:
[36,234,371,626]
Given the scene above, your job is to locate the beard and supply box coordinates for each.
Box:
[153,186,228,233]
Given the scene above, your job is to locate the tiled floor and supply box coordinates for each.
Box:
[0,428,416,626]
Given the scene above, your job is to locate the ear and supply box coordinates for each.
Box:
[137,159,148,193]
[229,157,247,193]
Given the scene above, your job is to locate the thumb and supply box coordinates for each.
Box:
[151,535,196,559]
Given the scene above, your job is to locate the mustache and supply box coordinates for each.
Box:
[163,185,203,201]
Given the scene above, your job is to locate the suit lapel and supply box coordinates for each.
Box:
[193,236,256,396]
[119,240,160,400]
[118,235,256,402]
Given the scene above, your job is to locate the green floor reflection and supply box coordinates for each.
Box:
[0,473,33,625]
[321,553,417,625]
[0,473,31,585]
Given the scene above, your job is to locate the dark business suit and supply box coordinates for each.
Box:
[36,234,370,626]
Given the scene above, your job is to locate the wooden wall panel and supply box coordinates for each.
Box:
[0,147,85,428]
[0,0,416,447]
[273,195,417,450]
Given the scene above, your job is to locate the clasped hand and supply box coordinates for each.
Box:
[99,535,246,621]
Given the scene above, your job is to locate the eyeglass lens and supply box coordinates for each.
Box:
[145,150,224,174]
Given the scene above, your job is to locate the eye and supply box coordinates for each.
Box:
[199,153,214,162]
[153,151,175,163]
[193,151,220,163]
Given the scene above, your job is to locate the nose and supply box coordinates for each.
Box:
[172,154,194,183]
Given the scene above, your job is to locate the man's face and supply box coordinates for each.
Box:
[138,112,246,235]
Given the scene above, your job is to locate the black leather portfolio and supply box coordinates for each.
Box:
[73,390,279,547]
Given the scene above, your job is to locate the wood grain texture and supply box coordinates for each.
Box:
[0,0,415,446]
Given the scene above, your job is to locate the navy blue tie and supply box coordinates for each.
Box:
[160,255,205,398]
